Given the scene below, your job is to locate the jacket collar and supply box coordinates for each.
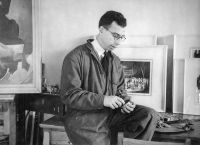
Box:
[86,39,115,59]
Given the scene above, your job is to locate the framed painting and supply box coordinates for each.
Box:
[114,45,168,112]
[121,59,152,95]
[190,47,200,58]
[0,0,41,94]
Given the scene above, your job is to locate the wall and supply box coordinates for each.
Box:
[40,0,200,85]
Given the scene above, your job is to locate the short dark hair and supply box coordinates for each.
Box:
[98,10,127,28]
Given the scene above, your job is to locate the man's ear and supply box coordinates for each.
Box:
[99,26,104,33]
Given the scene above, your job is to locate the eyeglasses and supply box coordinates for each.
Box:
[104,27,126,41]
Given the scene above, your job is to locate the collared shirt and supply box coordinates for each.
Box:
[91,36,105,60]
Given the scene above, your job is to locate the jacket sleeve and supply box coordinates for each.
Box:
[60,52,105,111]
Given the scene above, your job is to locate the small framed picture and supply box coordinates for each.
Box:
[121,59,152,95]
[190,47,200,58]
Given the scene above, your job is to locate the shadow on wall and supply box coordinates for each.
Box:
[44,35,93,86]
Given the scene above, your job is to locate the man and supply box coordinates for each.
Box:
[60,10,159,145]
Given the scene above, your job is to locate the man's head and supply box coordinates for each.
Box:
[97,10,127,51]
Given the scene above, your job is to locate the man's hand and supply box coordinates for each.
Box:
[103,95,125,109]
[121,101,136,114]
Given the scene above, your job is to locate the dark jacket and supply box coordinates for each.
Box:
[60,40,126,145]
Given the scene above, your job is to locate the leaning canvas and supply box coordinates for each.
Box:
[114,45,168,112]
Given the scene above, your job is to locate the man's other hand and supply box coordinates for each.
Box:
[103,95,125,109]
[121,101,136,114]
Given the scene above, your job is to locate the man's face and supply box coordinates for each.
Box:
[99,21,126,51]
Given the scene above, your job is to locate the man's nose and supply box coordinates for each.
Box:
[114,39,122,46]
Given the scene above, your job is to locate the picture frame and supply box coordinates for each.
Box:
[114,45,168,112]
[0,0,41,94]
[121,59,152,95]
[190,47,200,58]
[183,59,200,115]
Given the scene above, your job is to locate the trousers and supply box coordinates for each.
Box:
[64,105,159,145]
[107,105,159,145]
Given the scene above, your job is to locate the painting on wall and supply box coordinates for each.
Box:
[190,47,200,58]
[121,59,152,95]
[0,0,41,94]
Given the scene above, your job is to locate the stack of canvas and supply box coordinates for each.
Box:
[158,35,200,115]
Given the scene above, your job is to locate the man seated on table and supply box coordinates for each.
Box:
[60,10,159,145]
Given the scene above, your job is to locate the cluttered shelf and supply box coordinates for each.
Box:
[17,93,65,115]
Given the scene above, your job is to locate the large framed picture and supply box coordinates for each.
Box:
[121,59,152,95]
[0,0,41,94]
[114,45,168,112]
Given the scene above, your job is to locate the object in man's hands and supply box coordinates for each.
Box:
[116,89,129,102]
